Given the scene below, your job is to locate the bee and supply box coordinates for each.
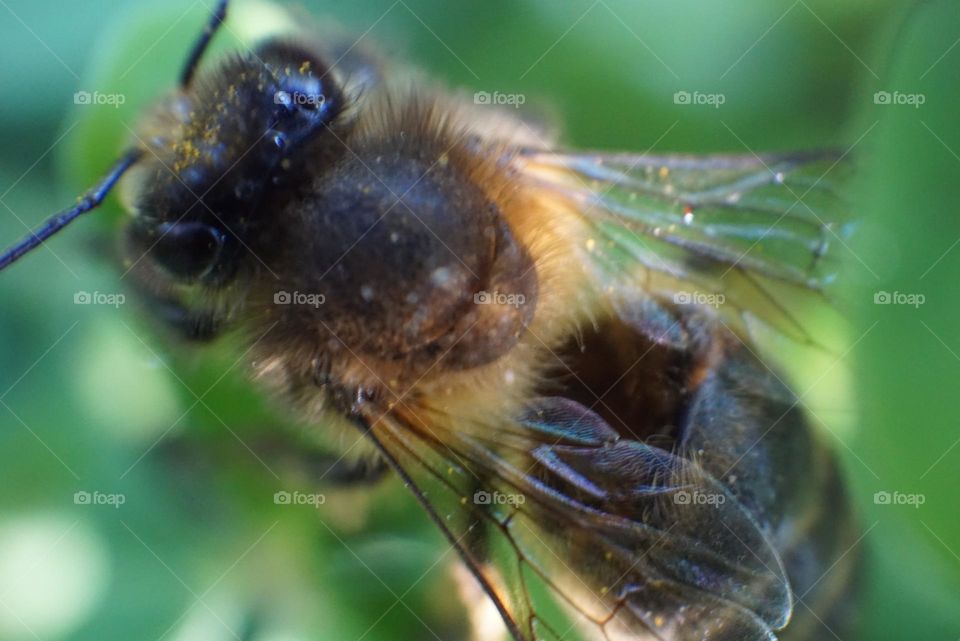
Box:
[0,2,860,640]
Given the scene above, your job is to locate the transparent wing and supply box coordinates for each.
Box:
[359,397,792,641]
[514,150,854,345]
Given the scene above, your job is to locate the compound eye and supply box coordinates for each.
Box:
[273,73,339,131]
[275,75,329,113]
[149,221,226,281]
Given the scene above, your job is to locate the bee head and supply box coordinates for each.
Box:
[126,40,345,285]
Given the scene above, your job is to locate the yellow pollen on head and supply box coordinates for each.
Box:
[171,139,201,174]
[202,126,220,145]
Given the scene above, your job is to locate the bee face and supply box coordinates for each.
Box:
[127,41,344,285]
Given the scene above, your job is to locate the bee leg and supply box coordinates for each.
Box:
[150,295,223,342]
[247,432,390,486]
[300,450,388,486]
[154,428,388,487]
[121,285,223,342]
[317,374,380,422]
[352,386,379,414]
[310,356,332,387]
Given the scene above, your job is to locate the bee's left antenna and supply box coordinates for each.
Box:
[0,148,143,272]
[180,0,229,88]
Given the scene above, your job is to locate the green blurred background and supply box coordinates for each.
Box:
[0,1,958,640]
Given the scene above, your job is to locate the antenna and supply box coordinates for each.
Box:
[180,0,229,88]
[0,149,142,271]
[0,0,231,272]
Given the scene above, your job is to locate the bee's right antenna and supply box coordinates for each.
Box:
[0,148,142,272]
[180,0,229,88]
[0,1,230,273]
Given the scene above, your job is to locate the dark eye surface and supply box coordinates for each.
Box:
[271,72,340,143]
[274,76,329,113]
[256,41,343,144]
[144,221,226,282]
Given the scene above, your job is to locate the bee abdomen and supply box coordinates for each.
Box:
[681,335,861,640]
[550,307,860,640]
